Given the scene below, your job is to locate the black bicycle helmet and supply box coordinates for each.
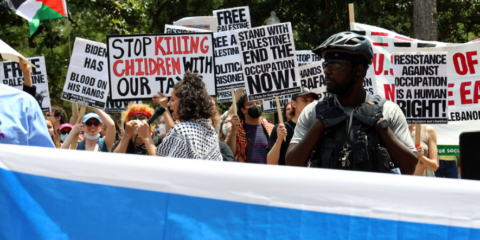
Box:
[312,32,373,64]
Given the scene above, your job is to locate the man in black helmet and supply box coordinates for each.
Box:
[285,32,417,174]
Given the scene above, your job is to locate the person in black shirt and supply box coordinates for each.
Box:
[112,104,163,155]
[266,89,318,165]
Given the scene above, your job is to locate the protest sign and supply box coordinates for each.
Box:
[107,33,216,100]
[0,39,37,69]
[364,65,378,95]
[214,31,244,93]
[105,94,142,113]
[61,38,109,109]
[173,17,218,33]
[393,52,448,124]
[296,50,322,67]
[164,24,210,34]
[213,6,251,32]
[217,88,245,103]
[351,22,476,145]
[235,22,301,101]
[264,95,291,114]
[0,56,51,112]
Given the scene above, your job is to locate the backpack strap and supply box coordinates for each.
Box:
[98,138,108,152]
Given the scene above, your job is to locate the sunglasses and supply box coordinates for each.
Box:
[322,60,351,70]
[85,121,101,127]
[60,131,71,134]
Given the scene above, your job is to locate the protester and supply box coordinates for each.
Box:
[59,123,73,143]
[435,155,460,178]
[45,117,60,148]
[219,115,233,142]
[154,71,222,160]
[267,89,318,165]
[46,106,68,135]
[409,125,439,176]
[286,32,417,174]
[210,97,222,132]
[112,104,163,155]
[61,109,115,152]
[209,103,235,162]
[226,93,274,164]
[284,101,292,122]
[0,84,54,148]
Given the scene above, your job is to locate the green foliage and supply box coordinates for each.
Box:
[1,0,479,120]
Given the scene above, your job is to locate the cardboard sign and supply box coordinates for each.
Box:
[213,7,251,32]
[393,52,448,124]
[235,22,301,101]
[0,39,37,69]
[296,50,322,67]
[173,17,218,33]
[105,94,142,113]
[164,25,210,34]
[107,33,216,100]
[61,38,109,109]
[214,31,244,93]
[0,56,52,112]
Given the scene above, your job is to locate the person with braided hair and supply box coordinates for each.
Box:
[152,71,222,161]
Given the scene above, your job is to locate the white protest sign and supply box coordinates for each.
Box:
[217,88,245,103]
[263,95,291,114]
[393,52,448,124]
[173,17,218,33]
[61,38,109,109]
[214,31,244,93]
[235,22,301,101]
[364,65,378,95]
[107,33,216,100]
[164,24,210,34]
[213,6,251,32]
[0,56,51,112]
[0,39,37,69]
[105,93,142,113]
[296,50,322,67]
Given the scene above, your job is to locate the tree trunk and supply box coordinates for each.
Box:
[413,0,438,41]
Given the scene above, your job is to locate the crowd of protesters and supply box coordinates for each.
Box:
[0,31,461,178]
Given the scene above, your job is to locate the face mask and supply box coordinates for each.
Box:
[84,133,100,140]
[134,120,142,135]
[247,106,262,119]
[159,123,166,134]
[61,133,69,142]
[222,124,229,136]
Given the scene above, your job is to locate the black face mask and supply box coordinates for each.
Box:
[247,106,262,119]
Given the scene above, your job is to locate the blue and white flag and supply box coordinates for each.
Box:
[1,144,479,239]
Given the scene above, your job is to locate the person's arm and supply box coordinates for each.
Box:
[153,91,174,133]
[91,108,115,152]
[375,118,417,175]
[69,103,79,125]
[137,120,156,156]
[113,120,137,153]
[286,120,324,166]
[18,57,37,97]
[61,119,83,149]
[227,88,244,116]
[418,126,439,172]
[226,115,239,158]
[267,125,287,165]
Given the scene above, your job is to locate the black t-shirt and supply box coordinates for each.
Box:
[112,136,164,155]
[266,120,296,165]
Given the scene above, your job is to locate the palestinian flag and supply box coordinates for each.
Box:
[1,0,67,36]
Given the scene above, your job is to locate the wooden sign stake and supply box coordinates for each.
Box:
[275,96,286,142]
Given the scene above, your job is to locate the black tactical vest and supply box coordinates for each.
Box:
[309,94,394,173]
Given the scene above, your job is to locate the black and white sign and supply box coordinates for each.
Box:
[214,31,244,93]
[235,22,301,101]
[393,52,448,124]
[217,88,245,103]
[213,6,250,32]
[107,33,216,100]
[0,56,52,112]
[263,95,291,114]
[296,50,322,67]
[61,38,109,109]
[164,25,210,34]
[105,93,142,113]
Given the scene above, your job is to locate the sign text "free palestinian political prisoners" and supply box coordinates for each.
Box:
[61,38,109,109]
[393,52,448,124]
[107,33,216,100]
[235,23,301,101]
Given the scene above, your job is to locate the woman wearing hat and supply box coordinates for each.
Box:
[61,108,115,152]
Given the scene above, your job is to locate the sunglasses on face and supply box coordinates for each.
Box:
[322,60,351,70]
[60,131,70,134]
[85,121,101,127]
